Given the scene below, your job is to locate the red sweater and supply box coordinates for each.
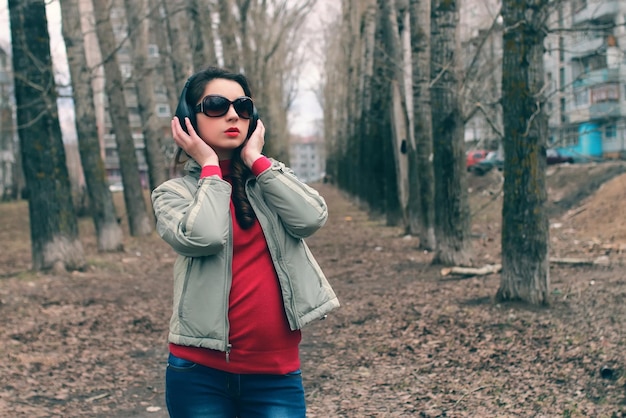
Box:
[169,157,302,374]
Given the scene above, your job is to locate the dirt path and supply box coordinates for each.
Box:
[1,173,626,417]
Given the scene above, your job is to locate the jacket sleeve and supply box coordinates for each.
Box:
[255,159,328,238]
[151,175,232,257]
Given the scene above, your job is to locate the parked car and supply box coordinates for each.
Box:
[546,149,574,165]
[466,149,489,170]
[470,151,504,175]
[108,182,124,192]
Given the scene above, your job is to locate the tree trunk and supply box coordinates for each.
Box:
[497,0,550,306]
[149,0,179,115]
[218,0,239,70]
[124,0,168,190]
[187,0,217,71]
[92,0,152,237]
[161,0,192,92]
[409,0,436,250]
[59,0,124,252]
[380,0,410,227]
[8,0,85,271]
[430,0,474,266]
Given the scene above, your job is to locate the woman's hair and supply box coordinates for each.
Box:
[177,66,257,229]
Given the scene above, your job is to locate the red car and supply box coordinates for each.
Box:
[466,150,489,170]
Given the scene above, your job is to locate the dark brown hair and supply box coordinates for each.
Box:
[175,66,256,229]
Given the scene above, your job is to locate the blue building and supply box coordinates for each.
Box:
[545,0,626,161]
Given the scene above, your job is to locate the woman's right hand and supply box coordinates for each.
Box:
[172,117,219,167]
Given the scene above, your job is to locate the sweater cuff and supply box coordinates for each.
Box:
[200,165,222,179]
[251,156,272,176]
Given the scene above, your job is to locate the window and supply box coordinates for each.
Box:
[156,104,170,117]
[605,124,617,142]
[120,64,132,79]
[148,44,159,57]
[574,89,589,107]
[591,84,619,103]
[546,72,553,91]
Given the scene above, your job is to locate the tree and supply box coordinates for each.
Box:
[59,0,124,252]
[187,0,218,71]
[218,0,239,71]
[160,0,192,93]
[8,0,85,271]
[124,0,169,190]
[430,0,474,265]
[408,0,436,250]
[380,0,410,227]
[92,0,152,237]
[497,0,550,305]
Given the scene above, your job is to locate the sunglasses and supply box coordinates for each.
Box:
[194,95,254,119]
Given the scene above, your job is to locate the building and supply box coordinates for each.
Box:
[460,0,503,149]
[289,134,325,183]
[545,0,626,160]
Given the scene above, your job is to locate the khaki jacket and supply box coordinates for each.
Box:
[151,159,339,352]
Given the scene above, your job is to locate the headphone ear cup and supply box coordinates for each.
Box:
[174,80,196,134]
[246,106,259,139]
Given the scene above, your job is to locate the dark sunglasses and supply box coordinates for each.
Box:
[194,95,254,119]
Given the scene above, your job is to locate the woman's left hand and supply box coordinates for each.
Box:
[241,119,266,168]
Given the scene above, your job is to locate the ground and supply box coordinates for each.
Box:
[1,161,626,417]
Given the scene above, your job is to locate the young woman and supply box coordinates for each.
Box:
[151,66,339,418]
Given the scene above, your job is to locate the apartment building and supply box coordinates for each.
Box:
[545,0,626,160]
[289,134,325,183]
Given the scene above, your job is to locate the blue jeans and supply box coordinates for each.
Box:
[165,353,306,418]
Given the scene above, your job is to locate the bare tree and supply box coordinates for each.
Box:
[161,0,193,92]
[92,0,152,236]
[408,0,436,250]
[124,0,168,190]
[59,0,124,252]
[149,0,179,115]
[497,0,550,305]
[380,0,410,226]
[430,0,474,265]
[218,0,239,70]
[187,0,217,70]
[8,0,85,271]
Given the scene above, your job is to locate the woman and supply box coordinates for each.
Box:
[151,66,339,418]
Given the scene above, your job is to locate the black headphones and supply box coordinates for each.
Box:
[175,78,259,139]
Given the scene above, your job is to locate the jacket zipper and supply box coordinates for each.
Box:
[224,210,234,361]
[246,180,300,329]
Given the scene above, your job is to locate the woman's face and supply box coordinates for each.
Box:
[195,78,251,160]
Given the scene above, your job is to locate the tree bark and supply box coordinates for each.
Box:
[497,0,550,305]
[217,0,239,70]
[187,0,218,71]
[92,0,152,237]
[380,0,410,227]
[161,0,192,92]
[409,0,436,250]
[430,0,474,266]
[59,0,124,252]
[149,0,179,116]
[8,0,85,271]
[124,0,168,190]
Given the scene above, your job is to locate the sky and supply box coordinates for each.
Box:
[0,0,336,139]
[287,0,339,136]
